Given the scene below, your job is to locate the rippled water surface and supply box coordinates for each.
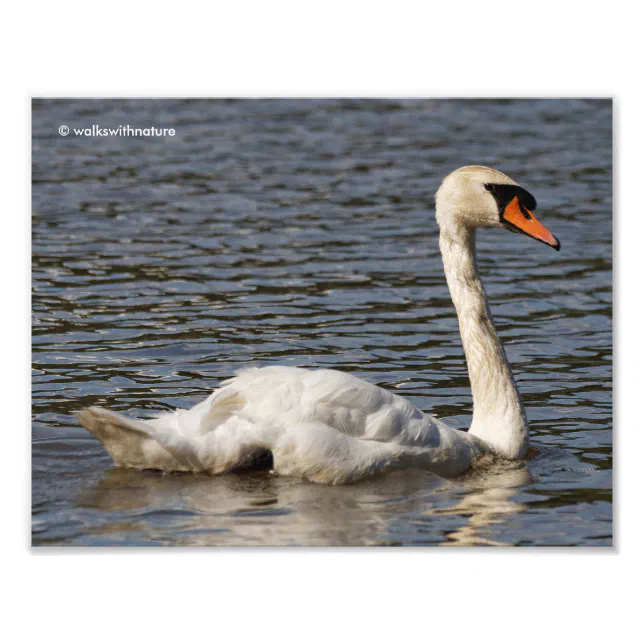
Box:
[32,99,612,546]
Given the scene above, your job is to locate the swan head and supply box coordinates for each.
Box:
[435,165,560,250]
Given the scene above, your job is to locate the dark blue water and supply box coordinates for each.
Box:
[32,99,612,546]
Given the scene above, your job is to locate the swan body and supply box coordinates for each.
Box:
[78,165,560,484]
[79,366,485,484]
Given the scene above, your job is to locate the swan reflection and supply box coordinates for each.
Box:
[75,457,532,546]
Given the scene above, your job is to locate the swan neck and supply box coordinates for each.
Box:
[439,222,528,458]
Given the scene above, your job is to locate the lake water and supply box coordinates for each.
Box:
[32,99,612,546]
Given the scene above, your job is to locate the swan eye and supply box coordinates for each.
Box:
[483,183,538,212]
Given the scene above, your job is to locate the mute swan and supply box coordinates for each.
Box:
[78,165,560,484]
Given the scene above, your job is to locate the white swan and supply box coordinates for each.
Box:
[78,165,560,484]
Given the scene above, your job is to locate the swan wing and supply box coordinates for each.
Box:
[200,366,445,446]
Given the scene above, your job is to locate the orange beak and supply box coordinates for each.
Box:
[502,196,560,251]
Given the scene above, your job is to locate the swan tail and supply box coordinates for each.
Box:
[77,406,270,474]
[77,407,196,472]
